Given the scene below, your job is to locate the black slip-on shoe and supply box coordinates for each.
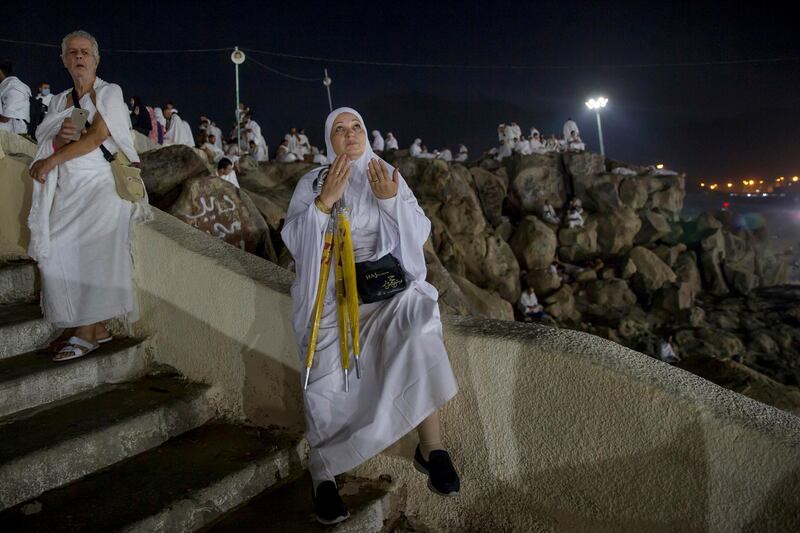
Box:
[413,445,461,496]
[312,480,350,525]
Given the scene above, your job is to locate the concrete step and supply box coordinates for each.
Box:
[0,303,55,359]
[0,338,148,418]
[205,474,404,533]
[0,423,307,533]
[0,262,38,305]
[0,372,213,511]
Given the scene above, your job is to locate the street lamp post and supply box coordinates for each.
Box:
[323,69,333,112]
[585,97,608,157]
[231,47,246,151]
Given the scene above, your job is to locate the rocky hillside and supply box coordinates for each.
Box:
[140,147,798,414]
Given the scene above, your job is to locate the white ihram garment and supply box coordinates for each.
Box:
[281,107,458,480]
[563,119,579,142]
[0,76,32,134]
[165,112,194,146]
[384,134,398,150]
[28,77,151,328]
[371,130,385,151]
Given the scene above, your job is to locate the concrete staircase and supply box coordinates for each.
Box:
[0,257,402,532]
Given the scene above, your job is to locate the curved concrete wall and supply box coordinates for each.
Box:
[133,209,800,532]
[2,137,798,530]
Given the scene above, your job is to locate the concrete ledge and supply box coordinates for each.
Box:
[0,263,37,305]
[0,303,54,360]
[0,338,150,417]
[0,374,213,510]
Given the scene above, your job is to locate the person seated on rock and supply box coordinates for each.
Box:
[495,138,514,161]
[497,123,506,144]
[281,107,461,525]
[371,129,384,152]
[436,148,453,161]
[163,103,194,147]
[455,144,468,162]
[409,137,423,157]
[659,336,680,364]
[563,118,579,144]
[545,134,559,152]
[215,157,240,188]
[297,128,312,157]
[200,116,223,150]
[503,123,517,150]
[201,132,228,163]
[384,131,399,150]
[567,130,585,152]
[36,81,53,108]
[418,144,436,159]
[276,139,299,162]
[249,139,268,162]
[311,145,327,164]
[0,59,32,134]
[224,136,241,157]
[515,135,532,155]
[566,207,584,228]
[128,95,152,137]
[542,200,560,225]
[285,127,303,159]
[518,285,545,322]
[569,197,583,214]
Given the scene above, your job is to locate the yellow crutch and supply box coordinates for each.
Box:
[336,208,362,379]
[334,226,352,391]
[303,222,334,390]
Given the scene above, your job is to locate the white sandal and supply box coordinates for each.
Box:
[53,336,99,362]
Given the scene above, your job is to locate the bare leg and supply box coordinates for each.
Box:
[417,410,444,461]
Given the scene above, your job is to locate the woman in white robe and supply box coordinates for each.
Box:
[371,129,384,151]
[409,138,422,157]
[28,30,150,361]
[281,107,460,524]
[384,132,399,150]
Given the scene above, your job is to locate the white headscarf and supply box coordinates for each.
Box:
[323,106,377,171]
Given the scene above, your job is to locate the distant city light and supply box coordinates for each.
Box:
[793,176,799,182]
[700,182,706,187]
[656,163,664,169]
[727,183,733,188]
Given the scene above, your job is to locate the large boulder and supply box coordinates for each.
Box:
[526,267,562,298]
[506,153,567,214]
[452,275,514,321]
[170,176,268,254]
[699,250,729,296]
[133,131,159,154]
[140,145,210,199]
[649,178,685,214]
[595,207,640,255]
[543,284,581,323]
[653,282,696,315]
[619,178,648,209]
[635,210,671,244]
[627,246,676,293]
[577,279,637,317]
[653,243,688,268]
[423,242,472,317]
[469,167,507,226]
[482,233,521,303]
[509,216,557,270]
[239,162,319,228]
[562,151,606,178]
[572,173,623,213]
[558,219,598,262]
[673,251,703,297]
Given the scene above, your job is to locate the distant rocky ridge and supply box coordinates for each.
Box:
[138,144,798,415]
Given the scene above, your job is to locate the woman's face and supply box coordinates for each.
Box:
[330,112,366,160]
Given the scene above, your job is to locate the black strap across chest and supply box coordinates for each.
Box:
[71,88,115,163]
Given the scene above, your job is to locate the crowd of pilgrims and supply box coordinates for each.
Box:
[5,73,588,169]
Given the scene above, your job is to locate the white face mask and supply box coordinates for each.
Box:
[41,88,51,96]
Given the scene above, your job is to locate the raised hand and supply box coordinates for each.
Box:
[367,159,399,200]
[319,154,352,209]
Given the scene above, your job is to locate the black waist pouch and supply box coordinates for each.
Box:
[355,254,408,303]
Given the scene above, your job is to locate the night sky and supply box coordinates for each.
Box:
[2,1,798,183]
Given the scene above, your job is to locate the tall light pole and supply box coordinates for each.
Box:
[231,47,246,150]
[585,96,608,157]
[323,69,333,112]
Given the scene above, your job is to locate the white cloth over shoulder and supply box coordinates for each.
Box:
[165,112,194,146]
[409,138,422,157]
[563,119,579,141]
[371,130,384,151]
[281,107,457,480]
[0,76,32,134]
[384,133,398,150]
[219,170,240,188]
[27,77,151,328]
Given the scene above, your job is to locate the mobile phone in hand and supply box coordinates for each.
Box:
[69,108,89,140]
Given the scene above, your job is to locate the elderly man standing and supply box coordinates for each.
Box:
[27,30,150,361]
[0,59,32,134]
